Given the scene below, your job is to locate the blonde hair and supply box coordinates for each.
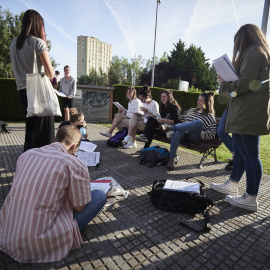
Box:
[69,108,84,123]
[55,125,81,146]
[126,86,137,100]
[232,24,270,73]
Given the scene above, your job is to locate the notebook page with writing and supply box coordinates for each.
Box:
[213,54,239,81]
[163,180,200,194]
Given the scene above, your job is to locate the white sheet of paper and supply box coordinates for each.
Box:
[77,150,100,166]
[113,102,127,111]
[212,54,239,81]
[163,180,200,193]
[54,89,67,97]
[79,141,97,152]
[90,182,111,193]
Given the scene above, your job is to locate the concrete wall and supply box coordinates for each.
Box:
[74,84,114,123]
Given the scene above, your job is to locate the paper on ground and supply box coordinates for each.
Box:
[77,150,100,166]
[79,141,97,152]
[54,89,67,97]
[163,180,200,193]
[212,54,239,81]
[113,102,127,111]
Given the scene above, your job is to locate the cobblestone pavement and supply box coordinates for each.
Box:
[0,123,270,270]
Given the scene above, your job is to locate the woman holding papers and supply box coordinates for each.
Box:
[59,65,76,121]
[100,86,142,143]
[122,85,160,149]
[211,24,270,211]
[10,9,55,152]
[137,90,181,149]
[164,92,217,170]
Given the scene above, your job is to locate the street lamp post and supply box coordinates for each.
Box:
[261,0,270,35]
[151,0,161,87]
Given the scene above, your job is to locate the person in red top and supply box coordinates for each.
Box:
[0,126,106,263]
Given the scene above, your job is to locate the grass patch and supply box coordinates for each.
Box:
[96,123,270,174]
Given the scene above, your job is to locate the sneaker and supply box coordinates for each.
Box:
[166,131,174,139]
[167,158,176,170]
[225,160,233,171]
[159,124,172,133]
[100,131,112,138]
[136,134,148,143]
[122,135,133,144]
[225,192,258,211]
[123,141,137,149]
[210,177,238,195]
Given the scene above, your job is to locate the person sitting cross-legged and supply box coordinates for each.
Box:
[0,125,107,263]
[165,92,217,170]
[122,85,160,149]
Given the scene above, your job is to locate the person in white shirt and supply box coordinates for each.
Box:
[122,85,160,149]
[100,86,142,146]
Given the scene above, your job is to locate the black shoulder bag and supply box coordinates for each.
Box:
[148,177,214,232]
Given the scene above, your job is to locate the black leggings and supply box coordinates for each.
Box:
[18,89,55,152]
[143,117,159,148]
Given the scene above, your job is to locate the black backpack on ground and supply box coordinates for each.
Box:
[107,128,128,147]
[148,178,214,232]
[139,146,169,168]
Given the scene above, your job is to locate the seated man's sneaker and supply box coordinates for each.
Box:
[225,192,258,211]
[136,134,148,143]
[100,130,112,138]
[123,141,137,149]
[122,135,133,144]
[210,177,238,195]
[166,131,174,139]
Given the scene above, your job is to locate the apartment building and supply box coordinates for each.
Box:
[77,35,112,78]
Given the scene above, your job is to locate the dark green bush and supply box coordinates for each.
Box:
[0,78,64,121]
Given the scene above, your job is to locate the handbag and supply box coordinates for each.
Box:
[26,38,61,117]
[148,178,214,232]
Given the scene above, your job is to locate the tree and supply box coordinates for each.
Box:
[77,67,108,86]
[0,7,23,77]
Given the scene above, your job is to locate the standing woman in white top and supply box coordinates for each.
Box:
[59,65,76,121]
[122,85,160,149]
[100,86,142,138]
[10,9,55,152]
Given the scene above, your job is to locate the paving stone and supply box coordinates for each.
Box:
[1,123,270,270]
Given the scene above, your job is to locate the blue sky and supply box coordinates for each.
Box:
[0,0,268,79]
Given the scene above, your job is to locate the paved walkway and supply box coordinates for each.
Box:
[0,123,270,270]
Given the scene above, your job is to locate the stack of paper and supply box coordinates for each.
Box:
[90,180,111,193]
[212,54,239,81]
[163,180,200,194]
[77,141,100,166]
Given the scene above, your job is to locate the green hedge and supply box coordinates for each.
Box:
[112,84,227,118]
[0,78,64,121]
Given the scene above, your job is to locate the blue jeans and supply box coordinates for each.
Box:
[230,134,262,195]
[217,109,233,154]
[73,190,107,231]
[170,120,203,159]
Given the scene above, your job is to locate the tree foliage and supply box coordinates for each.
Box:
[77,67,108,86]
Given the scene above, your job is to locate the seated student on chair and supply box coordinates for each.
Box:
[59,108,88,141]
[164,92,217,170]
[122,85,160,149]
[137,90,181,149]
[0,125,107,263]
[100,86,142,140]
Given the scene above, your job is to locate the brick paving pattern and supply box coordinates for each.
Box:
[0,123,270,270]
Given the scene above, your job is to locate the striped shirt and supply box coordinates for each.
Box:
[0,143,91,263]
[184,109,217,140]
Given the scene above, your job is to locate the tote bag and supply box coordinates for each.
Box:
[26,38,62,117]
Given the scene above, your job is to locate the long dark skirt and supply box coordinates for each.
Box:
[18,89,55,152]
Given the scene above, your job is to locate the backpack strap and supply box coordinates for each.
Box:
[178,198,214,232]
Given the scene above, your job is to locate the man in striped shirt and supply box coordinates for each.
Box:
[0,126,106,263]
